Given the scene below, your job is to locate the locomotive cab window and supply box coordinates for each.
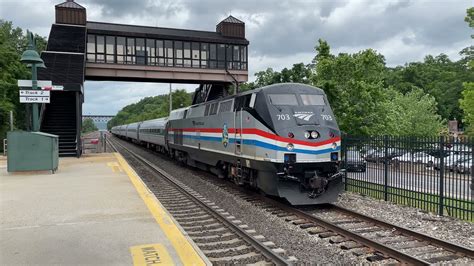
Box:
[268,94,298,106]
[300,94,325,106]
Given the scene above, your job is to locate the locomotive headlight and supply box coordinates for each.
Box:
[332,142,338,150]
[311,131,319,139]
[286,143,294,151]
[304,131,311,139]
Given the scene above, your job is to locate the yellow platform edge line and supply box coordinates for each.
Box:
[114,152,207,266]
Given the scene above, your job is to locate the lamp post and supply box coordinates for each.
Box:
[20,31,45,132]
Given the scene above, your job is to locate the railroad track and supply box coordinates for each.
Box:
[213,183,474,265]
[109,136,474,265]
[108,137,293,265]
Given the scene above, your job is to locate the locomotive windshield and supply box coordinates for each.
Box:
[267,93,326,106]
[268,94,298,105]
[300,94,325,105]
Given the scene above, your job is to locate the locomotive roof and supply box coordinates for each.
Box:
[189,83,325,108]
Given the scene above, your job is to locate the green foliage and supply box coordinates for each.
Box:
[241,63,313,92]
[382,88,444,136]
[460,82,474,135]
[312,42,388,135]
[384,54,473,121]
[107,89,192,129]
[0,20,47,146]
[81,118,98,134]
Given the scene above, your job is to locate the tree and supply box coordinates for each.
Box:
[82,118,98,134]
[0,20,47,148]
[312,40,388,135]
[382,88,444,136]
[107,89,192,129]
[460,83,474,135]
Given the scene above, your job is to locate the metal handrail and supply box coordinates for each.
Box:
[3,139,6,156]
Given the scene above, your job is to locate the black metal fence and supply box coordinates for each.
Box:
[341,135,473,221]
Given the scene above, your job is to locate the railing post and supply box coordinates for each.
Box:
[343,135,348,191]
[438,136,445,216]
[384,135,389,201]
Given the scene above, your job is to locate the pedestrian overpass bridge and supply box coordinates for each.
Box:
[38,0,249,156]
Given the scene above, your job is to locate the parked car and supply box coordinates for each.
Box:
[365,149,404,163]
[434,153,469,171]
[456,159,473,174]
[395,152,437,165]
[343,150,367,172]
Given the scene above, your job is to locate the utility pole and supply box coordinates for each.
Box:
[169,83,172,114]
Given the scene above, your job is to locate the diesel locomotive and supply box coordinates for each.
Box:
[112,83,343,205]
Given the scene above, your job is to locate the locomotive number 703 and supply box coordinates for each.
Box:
[276,114,291,120]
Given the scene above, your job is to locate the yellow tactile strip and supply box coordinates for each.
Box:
[114,153,206,266]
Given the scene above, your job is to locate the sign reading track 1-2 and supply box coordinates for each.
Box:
[19,90,50,103]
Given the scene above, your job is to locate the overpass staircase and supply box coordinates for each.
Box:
[41,91,79,157]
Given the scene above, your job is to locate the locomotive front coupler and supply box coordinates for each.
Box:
[277,153,300,182]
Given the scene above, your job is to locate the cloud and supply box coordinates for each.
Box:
[1,0,471,115]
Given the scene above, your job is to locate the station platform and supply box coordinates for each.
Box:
[0,153,209,265]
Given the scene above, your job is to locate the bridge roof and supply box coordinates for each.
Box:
[86,21,249,45]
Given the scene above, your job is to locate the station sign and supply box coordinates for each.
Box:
[19,90,50,103]
[18,80,52,88]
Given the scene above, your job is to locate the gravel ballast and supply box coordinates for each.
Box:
[335,192,474,249]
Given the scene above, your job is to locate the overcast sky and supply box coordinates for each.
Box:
[1,0,472,115]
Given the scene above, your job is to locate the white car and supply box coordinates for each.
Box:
[396,152,437,165]
[456,159,473,174]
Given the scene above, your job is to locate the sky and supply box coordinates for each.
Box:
[1,0,472,115]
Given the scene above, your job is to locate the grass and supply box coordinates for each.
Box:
[345,178,474,222]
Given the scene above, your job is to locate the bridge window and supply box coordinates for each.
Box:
[146,39,156,65]
[136,38,146,65]
[217,44,225,69]
[126,38,135,64]
[96,35,105,64]
[201,43,208,68]
[117,37,126,64]
[174,41,183,67]
[106,36,115,63]
[183,42,191,67]
[87,34,95,62]
[165,40,173,67]
[192,42,200,68]
[157,40,164,66]
[209,44,217,68]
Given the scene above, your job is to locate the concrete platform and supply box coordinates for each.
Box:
[0,153,209,265]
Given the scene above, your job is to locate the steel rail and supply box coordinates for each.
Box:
[264,200,432,265]
[328,204,474,259]
[108,137,290,266]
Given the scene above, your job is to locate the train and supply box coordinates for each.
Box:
[112,83,343,205]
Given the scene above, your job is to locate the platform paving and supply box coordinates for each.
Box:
[0,153,209,265]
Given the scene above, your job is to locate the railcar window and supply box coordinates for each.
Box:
[268,94,298,105]
[300,94,325,106]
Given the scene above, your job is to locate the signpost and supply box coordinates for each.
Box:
[18,80,52,88]
[8,30,59,173]
[19,90,50,103]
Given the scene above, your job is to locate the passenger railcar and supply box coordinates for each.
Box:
[112,83,343,205]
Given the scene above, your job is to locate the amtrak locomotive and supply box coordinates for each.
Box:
[112,83,343,205]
